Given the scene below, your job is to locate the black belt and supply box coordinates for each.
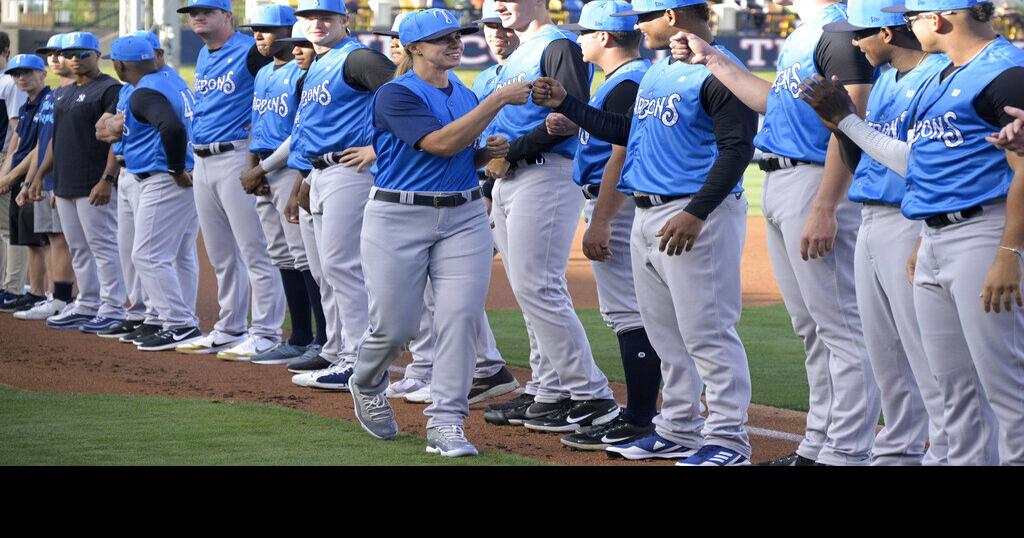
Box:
[194,142,238,158]
[255,151,274,161]
[508,156,546,173]
[311,152,341,170]
[372,188,481,208]
[757,156,813,172]
[115,155,125,166]
[924,205,983,229]
[633,193,690,209]
[862,200,900,208]
[582,184,600,200]
[135,171,154,180]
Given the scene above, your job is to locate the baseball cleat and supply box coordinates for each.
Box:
[250,342,307,365]
[523,400,577,433]
[0,290,19,310]
[78,316,129,334]
[566,398,620,426]
[285,345,331,373]
[675,445,750,466]
[47,302,79,322]
[605,432,699,460]
[120,323,162,344]
[0,292,26,312]
[483,393,535,426]
[757,452,823,466]
[13,298,65,320]
[96,319,143,339]
[560,416,655,451]
[291,362,354,390]
[176,330,245,355]
[46,312,95,330]
[403,385,432,404]
[350,382,399,440]
[467,367,519,405]
[386,377,429,399]
[137,327,203,352]
[426,425,479,457]
[217,335,277,361]
[8,293,46,313]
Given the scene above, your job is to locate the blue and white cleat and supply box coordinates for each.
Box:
[675,445,750,466]
[78,316,128,334]
[46,312,95,330]
[605,432,698,460]
[291,362,354,390]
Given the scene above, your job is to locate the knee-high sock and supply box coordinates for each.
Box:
[302,269,327,345]
[280,268,313,346]
[617,327,662,425]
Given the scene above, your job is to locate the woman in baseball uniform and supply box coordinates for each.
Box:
[347,8,530,456]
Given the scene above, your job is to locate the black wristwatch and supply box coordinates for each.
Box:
[102,173,117,186]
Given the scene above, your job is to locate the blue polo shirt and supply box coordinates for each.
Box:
[12,86,51,169]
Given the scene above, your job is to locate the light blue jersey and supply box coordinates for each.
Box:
[373,71,480,193]
[902,38,1024,220]
[251,60,303,153]
[192,31,256,144]
[620,49,745,197]
[122,71,196,175]
[471,64,502,100]
[573,58,648,187]
[755,3,849,164]
[112,83,134,156]
[294,37,373,159]
[848,54,947,206]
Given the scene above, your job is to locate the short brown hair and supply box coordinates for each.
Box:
[0,31,10,55]
[672,3,712,23]
[607,31,642,50]
[968,2,995,22]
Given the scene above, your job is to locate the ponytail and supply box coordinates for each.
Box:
[394,47,414,78]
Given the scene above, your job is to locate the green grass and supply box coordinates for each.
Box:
[488,304,809,412]
[0,385,544,466]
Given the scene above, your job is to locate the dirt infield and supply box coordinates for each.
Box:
[0,216,801,465]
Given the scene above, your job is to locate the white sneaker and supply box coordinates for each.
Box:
[404,385,433,404]
[14,298,65,320]
[217,334,277,361]
[47,302,78,322]
[176,330,246,355]
[385,377,429,399]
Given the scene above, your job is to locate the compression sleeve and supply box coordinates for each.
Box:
[837,114,909,177]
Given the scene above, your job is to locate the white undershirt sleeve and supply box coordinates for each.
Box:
[837,114,911,177]
[259,135,291,172]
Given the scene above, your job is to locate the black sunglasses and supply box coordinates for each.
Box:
[851,27,880,41]
[61,50,94,59]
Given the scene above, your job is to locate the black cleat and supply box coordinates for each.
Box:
[138,326,203,351]
[120,323,162,344]
[97,319,143,339]
[758,452,824,466]
[560,415,654,451]
[467,367,519,405]
[286,351,333,374]
[525,399,619,433]
[483,393,535,426]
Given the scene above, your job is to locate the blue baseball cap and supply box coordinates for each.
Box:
[61,31,100,52]
[279,22,313,43]
[4,54,47,74]
[824,0,907,31]
[398,9,478,47]
[101,35,156,61]
[128,31,163,51]
[35,33,66,54]
[372,12,409,38]
[295,0,347,16]
[561,1,638,32]
[177,0,233,14]
[612,0,706,17]
[473,0,501,24]
[883,0,984,13]
[240,2,297,28]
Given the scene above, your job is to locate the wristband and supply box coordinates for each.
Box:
[1000,245,1024,260]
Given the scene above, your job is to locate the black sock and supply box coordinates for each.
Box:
[617,328,662,426]
[53,281,73,303]
[302,270,327,345]
[280,268,313,346]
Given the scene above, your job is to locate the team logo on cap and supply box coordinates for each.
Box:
[432,9,454,24]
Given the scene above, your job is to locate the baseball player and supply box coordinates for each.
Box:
[471,0,520,99]
[228,4,321,365]
[799,0,1024,465]
[0,55,50,314]
[536,1,664,450]
[45,31,129,334]
[18,34,78,322]
[102,35,204,351]
[801,0,949,465]
[0,31,29,311]
[534,0,758,465]
[282,0,396,389]
[482,0,621,434]
[347,8,530,455]
[173,0,286,358]
[671,0,881,466]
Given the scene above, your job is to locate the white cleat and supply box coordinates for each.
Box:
[217,334,277,361]
[176,330,246,355]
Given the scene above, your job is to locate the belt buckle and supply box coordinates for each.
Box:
[432,195,442,208]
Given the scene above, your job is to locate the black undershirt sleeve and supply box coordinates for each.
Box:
[100,83,122,112]
[973,67,1024,128]
[507,39,591,162]
[247,45,273,77]
[295,72,307,97]
[815,32,876,85]
[602,80,638,115]
[343,48,397,92]
[684,76,757,220]
[106,92,119,114]
[129,88,188,172]
[554,95,632,146]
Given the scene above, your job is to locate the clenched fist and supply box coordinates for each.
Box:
[532,77,566,109]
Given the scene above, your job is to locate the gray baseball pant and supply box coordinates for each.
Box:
[192,144,284,339]
[298,189,342,363]
[583,197,644,334]
[116,170,154,323]
[352,192,493,428]
[492,154,612,403]
[762,164,881,466]
[633,194,752,457]
[914,201,1023,465]
[256,166,309,272]
[308,163,371,367]
[56,195,126,319]
[856,204,948,466]
[131,173,200,329]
